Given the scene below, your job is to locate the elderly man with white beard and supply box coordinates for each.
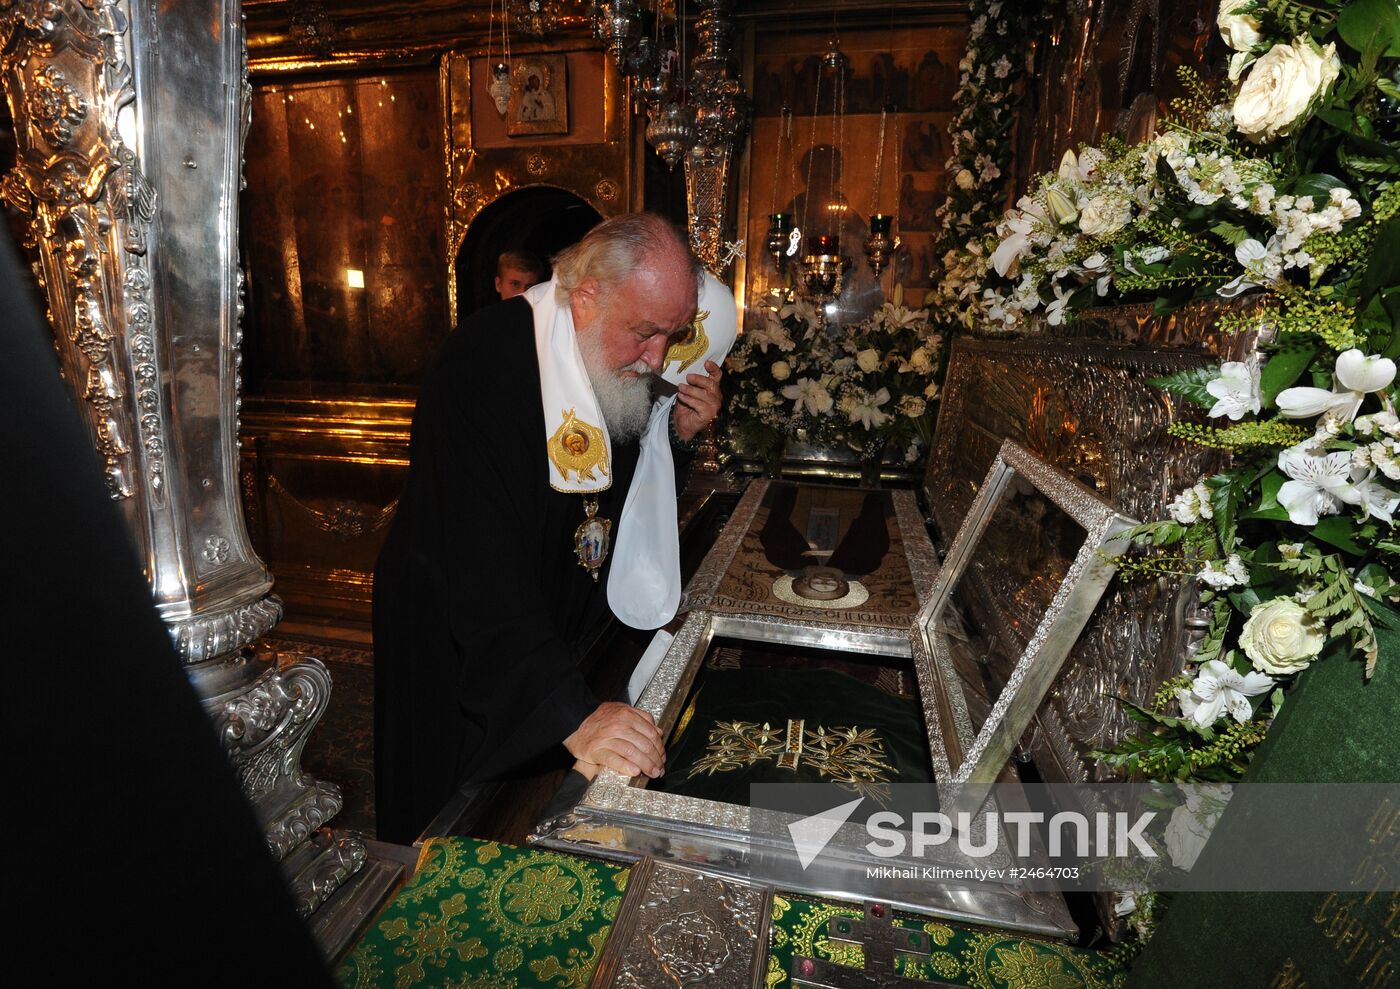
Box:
[373,214,728,843]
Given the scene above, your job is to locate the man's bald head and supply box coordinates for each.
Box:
[552,214,701,313]
[555,215,702,440]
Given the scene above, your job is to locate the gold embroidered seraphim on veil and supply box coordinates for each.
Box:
[547,408,610,485]
[663,309,710,375]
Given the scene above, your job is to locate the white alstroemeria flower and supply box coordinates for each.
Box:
[1368,441,1400,481]
[1206,359,1262,420]
[1123,245,1170,275]
[990,197,1048,277]
[1044,281,1073,327]
[1276,444,1354,526]
[781,377,833,416]
[1276,349,1397,422]
[1080,251,1114,296]
[1218,237,1281,297]
[1176,659,1275,727]
[1342,470,1400,524]
[847,387,891,430]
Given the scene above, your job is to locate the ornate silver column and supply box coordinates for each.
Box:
[0,0,363,915]
[684,0,749,273]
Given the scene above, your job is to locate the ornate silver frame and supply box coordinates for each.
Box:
[918,440,1137,792]
[535,478,1083,937]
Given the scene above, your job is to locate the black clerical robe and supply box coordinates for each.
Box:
[374,297,674,843]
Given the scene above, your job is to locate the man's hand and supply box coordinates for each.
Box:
[563,701,665,779]
[673,359,723,442]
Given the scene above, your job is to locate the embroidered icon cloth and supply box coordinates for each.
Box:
[765,893,1129,989]
[337,837,630,988]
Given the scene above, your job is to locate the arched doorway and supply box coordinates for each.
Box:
[455,187,603,321]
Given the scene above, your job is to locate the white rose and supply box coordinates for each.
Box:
[1217,3,1263,51]
[856,349,881,373]
[771,360,792,381]
[1078,196,1133,237]
[1240,597,1325,675]
[756,390,779,408]
[1232,40,1341,143]
[910,347,934,375]
[899,395,927,418]
[955,168,976,190]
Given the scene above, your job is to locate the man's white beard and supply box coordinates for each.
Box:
[577,329,654,442]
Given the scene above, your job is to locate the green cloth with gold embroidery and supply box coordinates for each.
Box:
[337,837,629,989]
[658,665,932,806]
[765,894,1130,989]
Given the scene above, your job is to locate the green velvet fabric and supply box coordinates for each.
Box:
[337,838,629,988]
[1127,631,1400,989]
[765,893,1129,988]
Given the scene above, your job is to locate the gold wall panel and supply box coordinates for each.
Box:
[241,397,412,640]
[442,48,635,326]
[242,69,449,391]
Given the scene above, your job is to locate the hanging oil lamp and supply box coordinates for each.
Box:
[801,233,851,299]
[489,63,512,116]
[863,104,899,277]
[646,100,695,170]
[864,214,896,278]
[800,40,850,302]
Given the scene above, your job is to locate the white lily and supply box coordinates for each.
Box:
[1276,444,1353,526]
[746,316,794,354]
[990,196,1048,277]
[781,377,833,416]
[1340,469,1400,524]
[779,298,821,330]
[1176,659,1275,727]
[1276,349,1397,422]
[1206,359,1262,420]
[1218,238,1281,297]
[1081,251,1113,296]
[847,387,891,430]
[1164,783,1233,870]
[1044,281,1074,327]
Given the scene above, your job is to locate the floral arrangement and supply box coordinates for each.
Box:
[831,292,945,464]
[928,0,1049,314]
[934,0,1399,939]
[723,291,944,469]
[723,297,841,464]
[962,2,1398,338]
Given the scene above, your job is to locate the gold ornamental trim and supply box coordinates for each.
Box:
[664,309,710,375]
[548,408,610,486]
